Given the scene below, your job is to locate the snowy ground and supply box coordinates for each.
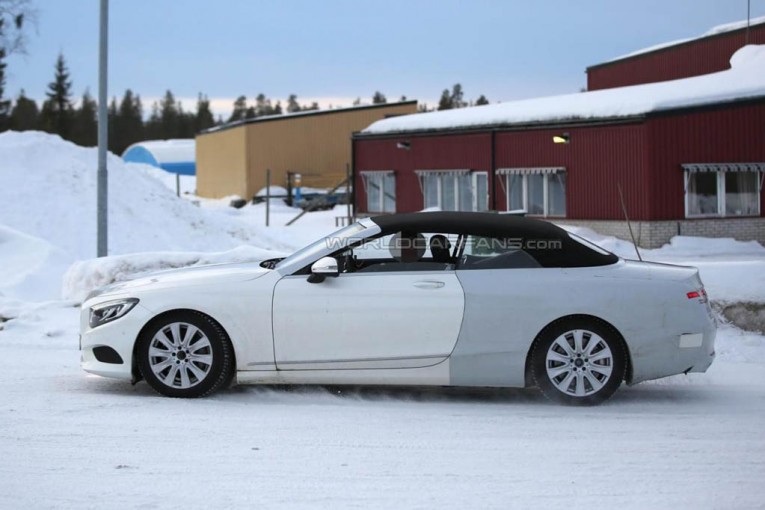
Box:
[1,132,765,508]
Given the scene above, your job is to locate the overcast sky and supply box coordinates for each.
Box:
[5,0,764,119]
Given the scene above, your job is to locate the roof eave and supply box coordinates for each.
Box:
[586,19,765,71]
[353,114,647,139]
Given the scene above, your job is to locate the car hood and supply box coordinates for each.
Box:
[87,262,271,300]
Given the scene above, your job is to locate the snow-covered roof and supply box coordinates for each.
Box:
[122,139,195,164]
[603,15,765,64]
[199,100,418,135]
[362,45,765,136]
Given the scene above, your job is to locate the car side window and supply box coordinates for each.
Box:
[457,235,541,270]
[347,232,458,273]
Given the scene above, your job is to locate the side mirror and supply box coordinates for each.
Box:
[308,257,339,283]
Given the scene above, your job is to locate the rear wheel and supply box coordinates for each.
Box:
[531,318,626,406]
[137,311,234,398]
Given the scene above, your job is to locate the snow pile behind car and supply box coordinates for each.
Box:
[0,131,289,301]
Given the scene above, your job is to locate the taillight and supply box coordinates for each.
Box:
[687,289,708,303]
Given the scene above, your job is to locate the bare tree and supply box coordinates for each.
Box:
[0,0,36,55]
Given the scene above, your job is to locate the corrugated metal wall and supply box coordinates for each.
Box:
[587,23,765,91]
[196,127,249,198]
[354,133,492,213]
[646,102,765,220]
[354,124,648,220]
[354,101,765,221]
[494,124,648,220]
[195,102,417,198]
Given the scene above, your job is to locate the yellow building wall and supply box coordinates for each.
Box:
[196,126,248,198]
[195,102,417,199]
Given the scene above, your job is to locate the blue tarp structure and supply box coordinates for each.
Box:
[122,140,196,176]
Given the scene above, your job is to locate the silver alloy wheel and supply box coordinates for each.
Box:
[148,322,214,389]
[545,329,614,397]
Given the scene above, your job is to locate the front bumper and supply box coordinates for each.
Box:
[79,302,153,380]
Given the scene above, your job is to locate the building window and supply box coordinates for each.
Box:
[416,170,488,211]
[361,171,396,213]
[499,168,566,217]
[683,164,762,218]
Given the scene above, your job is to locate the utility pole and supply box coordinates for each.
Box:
[97,0,109,257]
[746,0,751,44]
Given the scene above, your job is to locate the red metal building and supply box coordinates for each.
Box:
[587,17,765,91]
[353,33,765,248]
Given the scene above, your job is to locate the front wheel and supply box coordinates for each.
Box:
[531,318,626,406]
[137,311,234,398]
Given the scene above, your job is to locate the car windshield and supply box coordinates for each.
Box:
[275,222,367,270]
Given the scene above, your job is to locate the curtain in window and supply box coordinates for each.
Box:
[527,174,545,215]
[725,172,758,216]
[507,174,524,211]
[442,175,457,211]
[423,174,439,209]
[547,172,567,216]
[458,174,473,211]
[382,173,396,213]
[475,173,489,212]
[366,175,382,212]
[687,172,718,215]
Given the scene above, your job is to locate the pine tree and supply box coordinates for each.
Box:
[255,93,274,117]
[145,101,161,139]
[107,97,119,152]
[372,91,386,104]
[399,95,407,102]
[272,101,282,115]
[71,89,97,147]
[159,90,179,138]
[286,94,301,113]
[116,89,144,152]
[303,101,319,111]
[40,53,75,138]
[245,106,256,119]
[475,94,489,106]
[0,47,8,131]
[437,89,452,110]
[194,93,215,132]
[450,83,465,108]
[9,89,38,130]
[228,95,248,122]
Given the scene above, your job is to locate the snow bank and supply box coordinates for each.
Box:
[363,45,765,134]
[0,131,287,260]
[62,245,284,302]
[0,224,74,302]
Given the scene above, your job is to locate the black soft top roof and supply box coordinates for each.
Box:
[371,212,564,237]
[369,212,618,268]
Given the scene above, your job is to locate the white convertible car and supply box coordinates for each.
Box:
[80,212,716,405]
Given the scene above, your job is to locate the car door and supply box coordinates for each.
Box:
[272,253,465,370]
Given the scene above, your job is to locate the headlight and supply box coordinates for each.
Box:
[89,298,139,328]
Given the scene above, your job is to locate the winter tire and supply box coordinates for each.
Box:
[137,311,234,398]
[531,318,626,406]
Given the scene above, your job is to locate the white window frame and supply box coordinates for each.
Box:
[415,170,487,211]
[498,167,566,218]
[683,163,763,219]
[360,171,396,213]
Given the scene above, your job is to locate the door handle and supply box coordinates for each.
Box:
[413,280,445,289]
